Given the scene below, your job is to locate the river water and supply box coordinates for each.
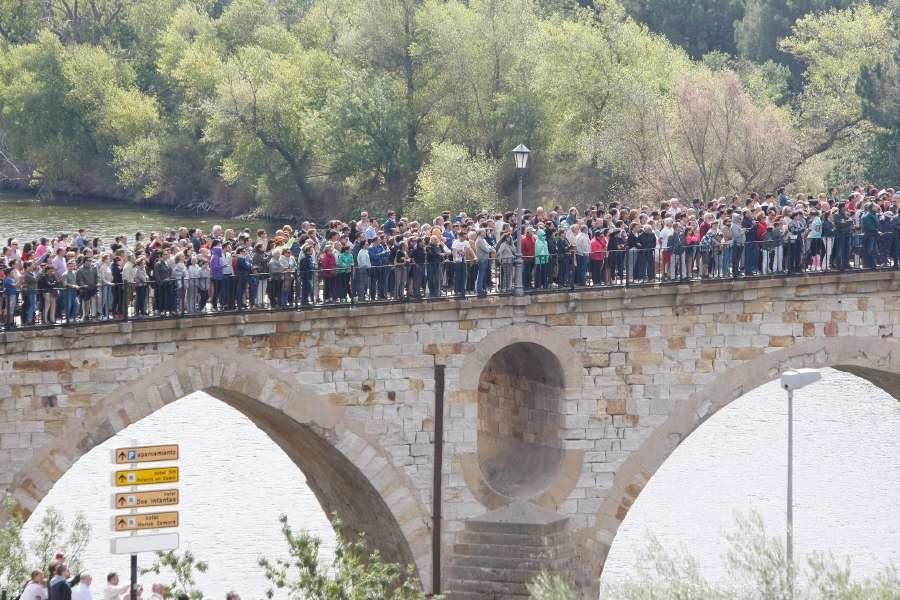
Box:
[5,198,900,598]
[0,194,272,244]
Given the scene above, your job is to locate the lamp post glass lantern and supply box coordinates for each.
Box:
[512,144,530,296]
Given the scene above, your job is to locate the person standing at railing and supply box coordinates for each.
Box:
[731,210,747,278]
[234,249,252,310]
[209,242,223,311]
[152,250,172,317]
[425,236,444,298]
[475,229,493,298]
[451,230,468,298]
[369,236,388,301]
[534,229,550,289]
[98,254,114,320]
[40,264,59,325]
[184,255,200,314]
[590,229,607,287]
[279,248,296,306]
[407,237,425,300]
[741,210,756,277]
[807,209,824,271]
[572,224,591,286]
[20,260,40,325]
[61,261,79,322]
[111,254,124,318]
[699,223,720,279]
[637,224,657,282]
[76,256,99,320]
[786,210,806,273]
[520,227,536,290]
[321,244,338,304]
[822,209,835,271]
[833,201,853,270]
[862,202,880,269]
[553,227,572,287]
[267,247,284,308]
[496,231,515,293]
[658,218,674,281]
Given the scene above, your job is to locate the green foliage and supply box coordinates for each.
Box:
[29,506,91,577]
[527,571,575,600]
[0,493,91,590]
[140,550,209,600]
[258,514,434,600]
[414,143,501,221]
[0,493,27,590]
[609,510,900,599]
[0,0,896,216]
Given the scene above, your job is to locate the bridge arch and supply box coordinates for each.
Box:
[2,347,432,584]
[585,336,900,590]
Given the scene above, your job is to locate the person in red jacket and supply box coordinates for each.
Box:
[520,227,536,289]
[320,244,337,303]
[590,229,608,286]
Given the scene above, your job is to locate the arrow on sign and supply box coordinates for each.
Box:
[116,518,127,530]
[117,497,126,506]
[118,451,127,461]
[117,473,127,484]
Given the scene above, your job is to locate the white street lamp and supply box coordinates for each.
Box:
[779,367,821,579]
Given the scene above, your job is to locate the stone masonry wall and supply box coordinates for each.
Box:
[1,270,899,598]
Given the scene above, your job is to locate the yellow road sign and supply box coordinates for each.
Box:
[113,489,179,509]
[112,511,179,532]
[113,467,179,487]
[114,444,179,464]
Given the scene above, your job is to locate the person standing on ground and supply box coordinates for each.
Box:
[70,574,92,600]
[20,570,48,600]
[103,573,129,600]
[48,563,72,600]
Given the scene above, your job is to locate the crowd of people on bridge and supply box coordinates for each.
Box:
[1,183,898,328]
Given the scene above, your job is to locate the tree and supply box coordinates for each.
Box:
[856,17,900,183]
[779,3,895,163]
[416,0,540,160]
[0,494,91,591]
[610,510,900,599]
[413,142,502,221]
[735,0,862,90]
[141,550,208,600]
[204,43,338,214]
[598,70,799,202]
[0,31,160,196]
[258,514,433,600]
[621,0,744,59]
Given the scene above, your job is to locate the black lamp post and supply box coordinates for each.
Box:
[512,144,530,296]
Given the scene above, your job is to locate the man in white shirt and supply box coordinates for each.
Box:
[72,573,93,600]
[451,233,469,297]
[20,570,48,600]
[104,572,130,600]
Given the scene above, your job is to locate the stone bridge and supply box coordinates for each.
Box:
[1,271,898,598]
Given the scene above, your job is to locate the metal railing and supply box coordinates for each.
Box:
[1,234,897,330]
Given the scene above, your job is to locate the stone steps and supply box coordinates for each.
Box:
[443,502,575,600]
[452,542,571,560]
[450,553,574,571]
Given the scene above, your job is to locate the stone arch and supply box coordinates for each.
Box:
[3,347,432,584]
[457,324,585,510]
[583,336,900,592]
